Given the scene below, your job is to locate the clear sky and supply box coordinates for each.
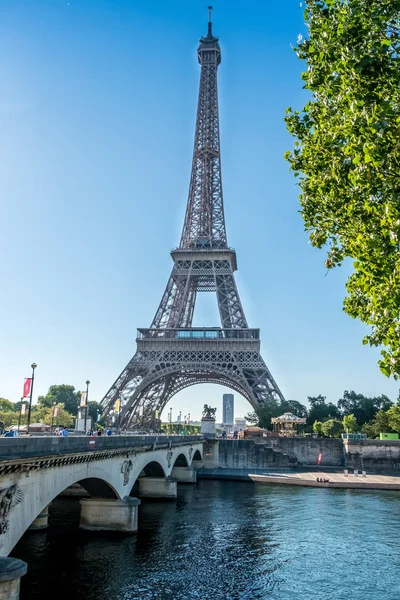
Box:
[1,0,398,422]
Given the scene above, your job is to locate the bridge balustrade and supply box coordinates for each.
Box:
[0,435,202,460]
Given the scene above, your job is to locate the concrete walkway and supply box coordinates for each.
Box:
[197,468,400,490]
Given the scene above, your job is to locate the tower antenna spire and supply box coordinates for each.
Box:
[208,5,213,35]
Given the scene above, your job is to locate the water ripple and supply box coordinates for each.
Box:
[11,480,400,600]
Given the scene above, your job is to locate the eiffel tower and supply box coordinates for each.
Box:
[101,8,285,428]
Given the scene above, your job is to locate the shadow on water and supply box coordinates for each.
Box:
[10,481,400,600]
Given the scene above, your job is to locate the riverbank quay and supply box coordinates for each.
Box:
[197,467,400,490]
[207,438,400,472]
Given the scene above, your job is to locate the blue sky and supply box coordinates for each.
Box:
[1,0,398,421]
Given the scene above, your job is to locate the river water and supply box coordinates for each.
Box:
[11,480,400,599]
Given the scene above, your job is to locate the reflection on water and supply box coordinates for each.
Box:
[11,481,400,599]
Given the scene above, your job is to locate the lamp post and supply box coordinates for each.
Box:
[27,363,37,433]
[84,380,90,433]
[18,398,25,433]
[51,402,56,434]
[169,407,172,433]
[115,397,121,435]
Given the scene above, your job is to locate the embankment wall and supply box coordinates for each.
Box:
[215,438,400,471]
[344,439,400,471]
[217,438,344,468]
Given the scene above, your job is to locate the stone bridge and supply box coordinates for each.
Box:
[0,435,203,558]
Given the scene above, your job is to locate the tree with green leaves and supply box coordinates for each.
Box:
[280,400,308,418]
[245,399,308,430]
[387,405,400,433]
[244,411,259,425]
[0,399,17,412]
[343,413,358,433]
[0,411,19,429]
[37,385,81,416]
[285,0,400,378]
[313,420,324,436]
[243,399,281,430]
[338,390,393,426]
[87,401,102,424]
[307,395,340,426]
[321,419,344,438]
[34,404,74,428]
[362,409,392,438]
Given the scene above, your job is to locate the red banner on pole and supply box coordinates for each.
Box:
[23,378,32,398]
[53,407,58,417]
[317,452,323,465]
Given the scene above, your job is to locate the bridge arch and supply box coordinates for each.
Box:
[192,449,202,462]
[141,461,166,478]
[1,439,203,556]
[1,466,123,556]
[75,477,119,499]
[173,453,189,467]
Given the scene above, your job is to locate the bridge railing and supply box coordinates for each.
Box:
[0,435,203,460]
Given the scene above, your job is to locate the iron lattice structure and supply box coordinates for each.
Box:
[101,12,285,428]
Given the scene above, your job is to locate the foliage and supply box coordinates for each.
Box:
[246,399,307,430]
[163,423,199,435]
[343,413,358,433]
[313,420,324,436]
[244,411,259,425]
[362,409,392,438]
[280,399,308,418]
[321,419,343,438]
[37,385,81,416]
[0,411,20,429]
[285,0,400,378]
[34,404,74,428]
[387,405,400,433]
[0,403,75,429]
[307,395,340,426]
[243,401,278,429]
[87,401,103,423]
[183,425,200,435]
[13,400,25,413]
[0,398,17,412]
[338,390,392,426]
[248,400,283,430]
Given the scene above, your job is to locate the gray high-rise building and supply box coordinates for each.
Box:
[222,394,234,425]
